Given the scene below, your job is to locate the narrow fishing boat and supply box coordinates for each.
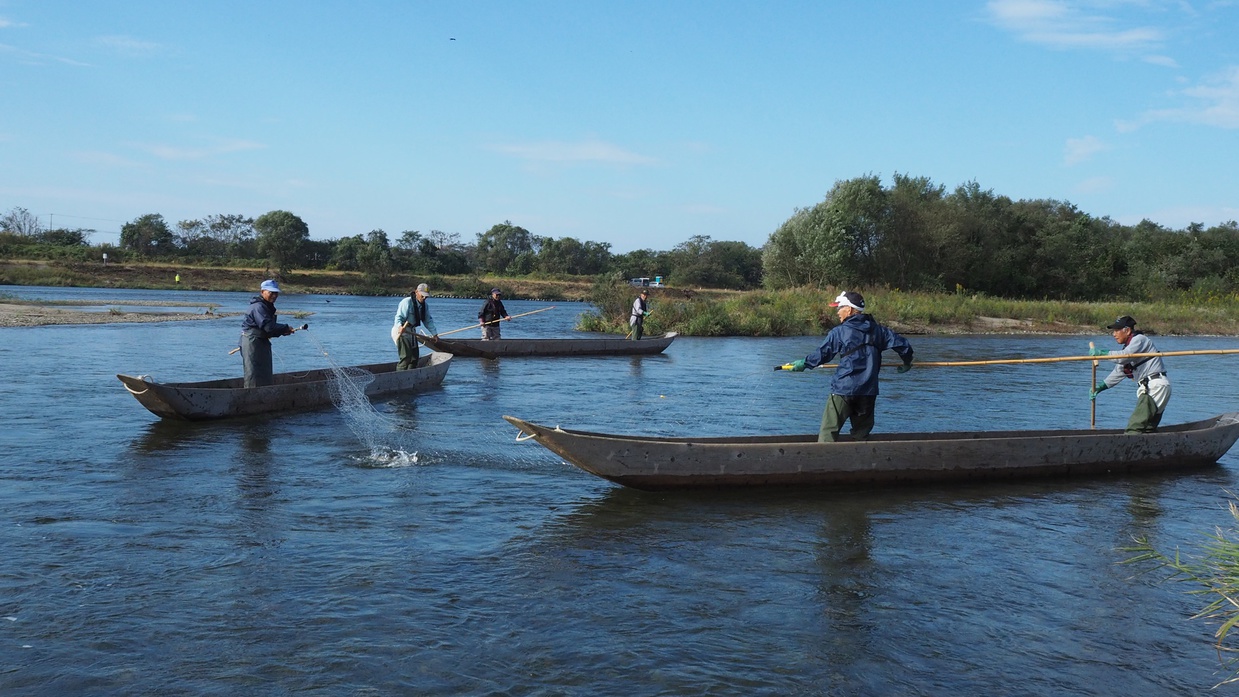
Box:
[118,352,452,421]
[503,413,1239,491]
[418,332,677,359]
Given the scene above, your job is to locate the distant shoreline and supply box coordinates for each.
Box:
[0,300,233,328]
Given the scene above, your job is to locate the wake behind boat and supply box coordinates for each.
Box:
[119,351,452,421]
[504,412,1239,491]
[418,332,677,358]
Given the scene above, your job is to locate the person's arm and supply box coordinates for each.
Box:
[257,304,291,337]
[804,330,841,370]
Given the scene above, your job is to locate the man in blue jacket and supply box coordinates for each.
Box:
[240,279,296,388]
[787,291,914,442]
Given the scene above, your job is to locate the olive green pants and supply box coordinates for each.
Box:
[396,333,420,371]
[819,394,877,443]
[1126,393,1165,434]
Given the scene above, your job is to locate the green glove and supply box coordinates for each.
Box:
[897,358,913,374]
[1088,346,1109,357]
[1089,382,1108,401]
[789,359,807,372]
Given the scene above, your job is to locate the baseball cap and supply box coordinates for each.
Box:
[829,291,865,311]
[416,283,431,295]
[260,279,280,293]
[1106,315,1136,330]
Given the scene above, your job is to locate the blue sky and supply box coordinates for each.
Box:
[1,1,1236,252]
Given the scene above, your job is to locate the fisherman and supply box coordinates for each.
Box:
[240,279,295,388]
[785,291,914,442]
[1090,315,1171,433]
[478,287,510,340]
[630,288,651,340]
[392,283,438,370]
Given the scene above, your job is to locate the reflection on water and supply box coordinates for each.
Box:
[3,287,1239,694]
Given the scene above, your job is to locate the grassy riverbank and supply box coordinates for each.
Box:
[4,259,1237,336]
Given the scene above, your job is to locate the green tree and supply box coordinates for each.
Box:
[475,221,533,273]
[120,213,175,256]
[1,207,44,237]
[356,230,394,280]
[254,210,309,277]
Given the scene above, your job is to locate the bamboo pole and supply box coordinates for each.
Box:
[775,348,1239,371]
[418,305,556,340]
[1089,342,1097,430]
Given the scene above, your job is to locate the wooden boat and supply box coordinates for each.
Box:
[503,412,1239,491]
[118,352,452,421]
[417,332,677,359]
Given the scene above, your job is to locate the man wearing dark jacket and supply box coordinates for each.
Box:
[787,291,914,442]
[478,288,510,340]
[240,279,295,388]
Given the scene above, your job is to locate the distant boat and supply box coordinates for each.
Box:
[503,412,1239,491]
[417,332,677,359]
[118,352,452,421]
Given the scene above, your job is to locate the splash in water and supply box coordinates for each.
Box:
[304,334,419,466]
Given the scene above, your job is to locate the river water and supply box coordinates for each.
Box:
[3,285,1239,695]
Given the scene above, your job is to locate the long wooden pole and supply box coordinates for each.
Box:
[419,305,556,340]
[775,348,1239,371]
[1089,341,1097,430]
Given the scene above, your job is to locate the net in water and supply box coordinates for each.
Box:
[308,335,418,466]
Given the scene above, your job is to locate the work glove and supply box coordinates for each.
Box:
[789,359,807,372]
[1089,382,1108,401]
[1088,346,1109,356]
[897,358,913,374]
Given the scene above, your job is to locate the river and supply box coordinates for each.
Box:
[2,285,1237,695]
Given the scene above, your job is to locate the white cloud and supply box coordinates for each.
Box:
[71,150,145,168]
[0,42,90,66]
[1073,175,1113,194]
[94,35,161,58]
[1064,135,1107,165]
[135,139,267,161]
[984,0,1164,52]
[490,139,657,166]
[1143,54,1179,68]
[0,16,29,29]
[1132,65,1239,129]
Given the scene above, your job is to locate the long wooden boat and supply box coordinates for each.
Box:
[118,352,452,421]
[503,412,1239,491]
[417,332,677,359]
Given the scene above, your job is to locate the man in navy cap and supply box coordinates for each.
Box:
[1089,315,1171,433]
[239,279,297,388]
[478,287,510,340]
[785,291,914,442]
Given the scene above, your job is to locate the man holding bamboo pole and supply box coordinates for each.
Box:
[1089,315,1171,433]
[392,283,438,371]
[785,291,914,442]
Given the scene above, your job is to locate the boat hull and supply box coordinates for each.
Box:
[503,413,1239,490]
[119,352,452,421]
[418,332,676,358]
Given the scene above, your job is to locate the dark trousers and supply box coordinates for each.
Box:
[397,332,420,371]
[241,332,273,388]
[819,394,877,442]
[630,318,644,341]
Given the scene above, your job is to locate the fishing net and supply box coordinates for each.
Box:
[305,333,419,467]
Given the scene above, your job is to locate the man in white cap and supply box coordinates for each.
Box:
[1089,315,1171,433]
[392,282,438,370]
[239,279,297,388]
[785,290,914,442]
[630,288,651,340]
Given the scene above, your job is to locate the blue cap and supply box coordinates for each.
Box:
[260,280,281,293]
[491,288,502,295]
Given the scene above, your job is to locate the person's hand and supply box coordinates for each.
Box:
[1088,346,1109,356]
[505,316,511,321]
[789,359,807,372]
[432,334,439,340]
[897,359,913,374]
[1090,382,1108,401]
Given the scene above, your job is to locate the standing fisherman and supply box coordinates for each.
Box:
[392,283,438,371]
[478,288,510,340]
[785,291,914,442]
[1090,315,1171,433]
[240,280,296,388]
[630,288,651,340]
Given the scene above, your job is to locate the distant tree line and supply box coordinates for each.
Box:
[4,172,1238,299]
[763,174,1239,300]
[0,206,765,290]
